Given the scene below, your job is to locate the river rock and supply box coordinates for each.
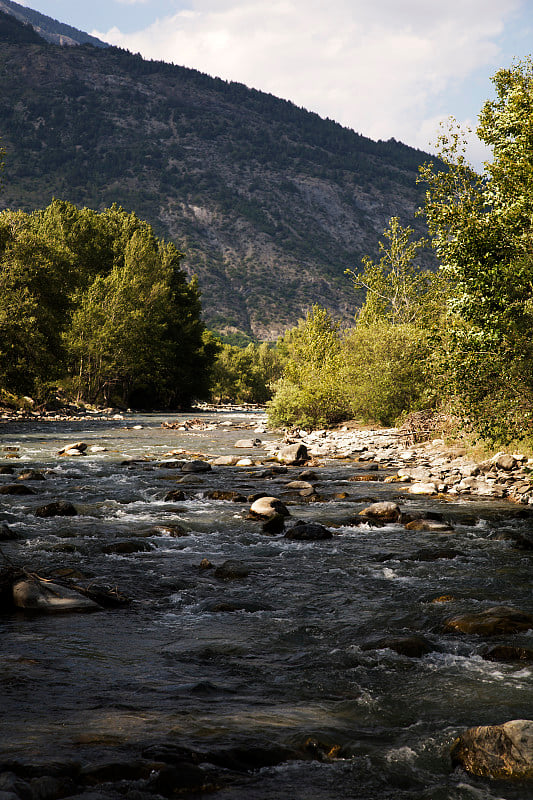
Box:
[444,606,533,636]
[12,579,100,613]
[262,513,286,535]
[234,438,262,448]
[150,524,189,537]
[214,560,251,580]
[362,635,434,658]
[207,490,247,502]
[408,482,437,495]
[492,453,517,471]
[58,442,87,456]
[451,719,533,780]
[182,460,212,473]
[0,523,21,541]
[164,489,186,502]
[0,465,15,474]
[359,502,401,523]
[34,501,78,517]
[211,455,239,466]
[148,763,210,796]
[405,519,454,532]
[17,470,45,481]
[102,540,153,554]
[482,645,533,663]
[277,443,309,464]
[0,484,36,495]
[285,480,314,491]
[285,521,332,540]
[250,496,290,518]
[236,457,254,467]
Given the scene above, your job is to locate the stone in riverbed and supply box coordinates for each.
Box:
[359,501,401,523]
[408,482,437,495]
[214,560,251,580]
[451,719,533,780]
[34,501,78,517]
[102,540,153,555]
[12,579,101,613]
[234,438,262,448]
[17,470,45,481]
[211,455,239,466]
[444,606,533,636]
[284,521,332,541]
[262,513,286,535]
[0,523,21,541]
[361,635,434,658]
[482,645,533,663]
[164,489,186,502]
[0,484,36,495]
[277,443,309,465]
[207,490,247,502]
[182,460,212,473]
[405,518,454,532]
[249,496,290,518]
[57,442,88,456]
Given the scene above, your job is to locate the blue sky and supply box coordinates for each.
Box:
[17,0,532,167]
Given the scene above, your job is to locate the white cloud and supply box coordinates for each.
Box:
[93,0,521,166]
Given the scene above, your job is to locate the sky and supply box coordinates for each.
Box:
[15,0,533,168]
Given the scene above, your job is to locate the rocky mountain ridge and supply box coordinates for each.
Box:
[0,11,435,339]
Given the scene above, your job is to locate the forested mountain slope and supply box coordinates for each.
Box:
[0,30,433,338]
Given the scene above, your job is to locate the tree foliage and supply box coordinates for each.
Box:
[209,342,282,404]
[420,58,533,443]
[0,200,215,408]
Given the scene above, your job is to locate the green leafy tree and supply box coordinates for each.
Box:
[420,58,533,443]
[267,305,350,428]
[210,341,282,403]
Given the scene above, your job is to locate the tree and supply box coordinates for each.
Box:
[267,305,350,428]
[420,58,533,443]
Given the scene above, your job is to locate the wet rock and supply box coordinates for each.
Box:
[361,635,434,658]
[207,490,247,502]
[299,469,318,480]
[147,763,210,796]
[277,443,309,464]
[451,719,533,780]
[236,457,254,467]
[34,501,77,517]
[408,548,462,562]
[164,489,186,502]
[102,540,153,555]
[73,583,130,608]
[150,524,189,537]
[249,496,290,518]
[285,521,332,540]
[0,484,36,495]
[29,775,76,800]
[12,579,101,613]
[359,501,401,523]
[181,460,212,473]
[214,560,251,580]
[234,438,262,448]
[0,465,15,474]
[0,523,21,541]
[444,606,533,636]
[0,772,32,800]
[17,470,45,481]
[81,759,158,784]
[261,513,286,535]
[285,480,314,491]
[57,442,87,456]
[205,745,299,772]
[259,466,288,477]
[482,645,533,663]
[405,519,454,532]
[157,460,185,469]
[199,558,214,570]
[211,455,239,466]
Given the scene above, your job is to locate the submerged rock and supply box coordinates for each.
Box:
[362,635,434,658]
[444,606,533,636]
[0,484,36,495]
[12,579,101,613]
[164,489,186,502]
[214,560,251,580]
[451,719,533,780]
[482,645,533,663]
[34,501,78,517]
[0,523,21,541]
[207,490,247,502]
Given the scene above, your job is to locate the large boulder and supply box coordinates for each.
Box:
[250,496,290,518]
[451,719,533,780]
[12,579,101,613]
[444,606,533,636]
[234,438,262,448]
[277,443,309,465]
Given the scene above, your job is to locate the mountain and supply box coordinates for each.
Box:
[0,0,108,47]
[0,12,435,340]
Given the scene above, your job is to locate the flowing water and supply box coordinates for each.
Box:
[1,412,532,799]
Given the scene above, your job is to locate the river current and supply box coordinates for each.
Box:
[1,412,532,799]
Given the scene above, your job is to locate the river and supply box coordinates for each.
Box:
[0,411,532,799]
